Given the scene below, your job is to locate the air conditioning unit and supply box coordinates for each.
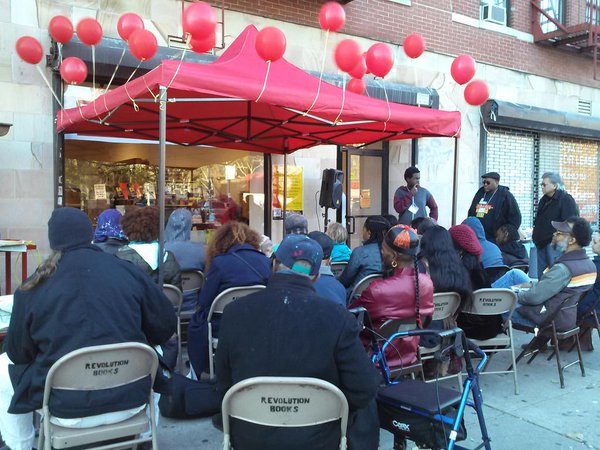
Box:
[481,3,507,25]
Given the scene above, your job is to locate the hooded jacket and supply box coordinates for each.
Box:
[462,217,504,269]
[498,241,529,267]
[467,185,521,241]
[330,242,352,262]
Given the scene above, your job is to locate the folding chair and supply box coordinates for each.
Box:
[221,376,349,450]
[180,270,205,346]
[329,262,348,278]
[419,292,462,387]
[347,273,382,305]
[377,317,424,380]
[570,295,600,352]
[512,292,586,389]
[208,285,266,379]
[163,284,184,373]
[460,288,519,394]
[38,342,158,450]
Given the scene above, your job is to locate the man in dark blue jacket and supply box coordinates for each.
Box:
[216,234,380,450]
[308,231,347,307]
[0,208,176,450]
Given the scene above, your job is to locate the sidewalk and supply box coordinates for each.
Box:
[157,331,600,449]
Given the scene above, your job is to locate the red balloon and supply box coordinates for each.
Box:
[76,18,102,46]
[464,80,489,106]
[334,39,361,73]
[403,34,425,59]
[182,1,217,40]
[451,54,476,85]
[60,57,87,85]
[128,29,158,61]
[190,33,216,53]
[347,55,367,79]
[365,43,394,78]
[347,78,366,95]
[255,27,287,62]
[117,13,144,42]
[49,16,73,44]
[15,36,43,64]
[319,2,346,32]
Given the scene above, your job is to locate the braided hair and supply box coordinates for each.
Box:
[364,215,391,248]
[384,224,423,328]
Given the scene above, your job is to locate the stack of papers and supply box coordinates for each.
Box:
[0,240,26,252]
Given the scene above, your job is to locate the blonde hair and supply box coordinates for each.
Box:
[326,222,347,244]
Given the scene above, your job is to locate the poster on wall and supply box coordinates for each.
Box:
[560,140,598,225]
[272,165,303,219]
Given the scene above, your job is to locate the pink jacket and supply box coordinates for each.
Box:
[354,267,434,366]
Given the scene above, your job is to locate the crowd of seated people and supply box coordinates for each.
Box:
[4,206,598,450]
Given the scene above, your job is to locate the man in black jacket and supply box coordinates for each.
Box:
[532,172,579,278]
[468,172,522,242]
[0,208,176,450]
[216,234,380,450]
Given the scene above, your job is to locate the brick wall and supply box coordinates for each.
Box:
[485,128,536,228]
[212,0,600,88]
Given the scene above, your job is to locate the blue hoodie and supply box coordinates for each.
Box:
[463,217,504,268]
[330,242,352,262]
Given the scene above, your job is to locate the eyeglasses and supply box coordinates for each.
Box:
[553,231,572,236]
[540,183,548,187]
[483,181,492,186]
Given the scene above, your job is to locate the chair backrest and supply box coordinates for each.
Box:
[163,284,183,314]
[378,317,418,339]
[181,270,205,294]
[466,288,517,316]
[348,274,383,304]
[43,342,158,404]
[432,292,461,321]
[207,285,266,321]
[330,262,348,278]
[222,376,348,445]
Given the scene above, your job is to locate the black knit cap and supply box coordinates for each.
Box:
[308,231,334,259]
[48,207,93,251]
[384,224,420,256]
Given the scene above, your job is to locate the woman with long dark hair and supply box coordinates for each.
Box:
[353,225,434,368]
[339,215,390,295]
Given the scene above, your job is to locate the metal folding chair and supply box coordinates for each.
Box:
[163,284,184,373]
[221,376,349,450]
[180,270,205,347]
[347,273,382,306]
[207,285,266,379]
[37,342,158,450]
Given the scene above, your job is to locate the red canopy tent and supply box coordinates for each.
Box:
[58,25,460,152]
[57,25,461,281]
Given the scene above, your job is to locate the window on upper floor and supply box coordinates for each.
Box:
[480,0,509,27]
[585,0,600,25]
[539,0,564,32]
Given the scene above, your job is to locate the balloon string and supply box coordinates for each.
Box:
[103,47,127,111]
[333,73,347,124]
[167,34,190,90]
[382,79,391,132]
[35,65,63,108]
[304,29,329,116]
[255,60,271,103]
[143,74,159,101]
[124,61,143,112]
[92,45,96,92]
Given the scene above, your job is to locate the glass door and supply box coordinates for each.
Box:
[340,144,389,249]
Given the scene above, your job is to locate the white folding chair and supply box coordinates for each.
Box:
[329,262,348,278]
[208,285,266,379]
[38,342,158,450]
[348,273,383,305]
[180,270,205,353]
[461,288,519,394]
[221,376,349,450]
[419,292,462,387]
[163,284,184,373]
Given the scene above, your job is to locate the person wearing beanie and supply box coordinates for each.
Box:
[352,225,434,369]
[467,171,522,242]
[93,208,129,255]
[215,233,380,449]
[308,231,346,307]
[339,215,390,297]
[164,208,206,311]
[0,207,176,450]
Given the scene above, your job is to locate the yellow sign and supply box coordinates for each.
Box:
[272,165,303,213]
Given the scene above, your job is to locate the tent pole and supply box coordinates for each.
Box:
[283,151,287,237]
[452,137,459,226]
[158,86,167,286]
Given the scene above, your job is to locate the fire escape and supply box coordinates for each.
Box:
[531,0,600,79]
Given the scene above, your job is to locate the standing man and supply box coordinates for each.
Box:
[467,171,521,242]
[394,166,438,225]
[532,172,578,277]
